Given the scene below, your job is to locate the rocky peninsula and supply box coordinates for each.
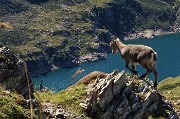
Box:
[124,25,180,40]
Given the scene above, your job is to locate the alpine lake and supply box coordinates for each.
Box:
[32,33,180,92]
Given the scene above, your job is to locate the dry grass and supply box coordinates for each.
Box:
[24,63,33,119]
[77,71,107,84]
[0,22,12,29]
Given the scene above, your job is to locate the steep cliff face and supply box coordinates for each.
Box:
[23,42,107,76]
[22,51,52,77]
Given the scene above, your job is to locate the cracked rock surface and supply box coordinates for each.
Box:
[82,70,179,119]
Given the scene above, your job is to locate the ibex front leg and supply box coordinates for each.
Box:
[126,61,138,75]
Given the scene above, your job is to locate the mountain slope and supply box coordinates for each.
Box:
[0,0,180,75]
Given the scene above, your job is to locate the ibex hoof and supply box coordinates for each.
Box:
[139,76,145,80]
[134,71,138,75]
[154,82,158,88]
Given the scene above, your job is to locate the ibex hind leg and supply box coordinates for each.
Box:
[139,63,152,79]
[149,63,158,88]
[139,70,152,79]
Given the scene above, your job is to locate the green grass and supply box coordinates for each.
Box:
[0,0,96,57]
[136,0,170,10]
[15,46,42,55]
[89,0,113,7]
[158,76,180,111]
[35,71,107,117]
[0,86,35,119]
[37,82,87,115]
[146,115,165,119]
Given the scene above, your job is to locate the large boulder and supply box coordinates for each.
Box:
[81,70,179,119]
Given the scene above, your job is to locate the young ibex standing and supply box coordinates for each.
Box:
[110,37,158,87]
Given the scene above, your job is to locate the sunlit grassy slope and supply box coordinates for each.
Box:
[0,86,34,119]
[36,71,106,117]
[158,76,180,111]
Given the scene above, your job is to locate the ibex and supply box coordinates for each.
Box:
[110,37,158,87]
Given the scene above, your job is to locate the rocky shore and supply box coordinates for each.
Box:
[124,26,180,40]
[79,53,107,63]
[30,52,107,77]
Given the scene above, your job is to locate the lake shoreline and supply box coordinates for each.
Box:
[32,33,180,91]
[124,25,180,40]
[30,26,180,78]
[30,53,107,77]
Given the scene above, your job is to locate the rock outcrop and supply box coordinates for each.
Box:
[81,70,179,119]
[43,103,86,119]
[0,46,34,98]
[42,70,179,119]
[79,53,107,63]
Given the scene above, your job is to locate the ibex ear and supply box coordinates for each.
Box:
[116,38,120,41]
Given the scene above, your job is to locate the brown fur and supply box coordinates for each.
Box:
[78,71,107,85]
[110,38,158,87]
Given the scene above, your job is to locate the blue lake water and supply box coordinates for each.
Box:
[32,33,180,92]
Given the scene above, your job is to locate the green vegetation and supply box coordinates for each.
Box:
[146,115,165,119]
[37,82,87,115]
[0,1,180,117]
[36,74,180,118]
[89,0,113,7]
[0,0,179,71]
[35,71,106,117]
[0,86,35,119]
[136,0,175,30]
[158,76,180,111]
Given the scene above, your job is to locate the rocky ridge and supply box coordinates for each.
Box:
[42,70,179,119]
[83,70,179,119]
[82,70,179,119]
